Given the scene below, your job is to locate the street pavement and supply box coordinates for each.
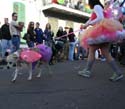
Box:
[0,60,125,109]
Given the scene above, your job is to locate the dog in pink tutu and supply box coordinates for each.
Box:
[6,44,52,82]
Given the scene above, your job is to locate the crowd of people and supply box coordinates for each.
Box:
[0,12,24,65]
[0,11,88,66]
[0,0,125,82]
[47,0,89,12]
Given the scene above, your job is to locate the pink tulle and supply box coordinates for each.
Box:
[81,9,123,49]
[81,17,123,48]
[90,26,117,39]
[20,49,42,63]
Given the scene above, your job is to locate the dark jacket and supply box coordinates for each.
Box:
[56,30,64,41]
[61,30,68,43]
[68,33,75,42]
[68,28,75,42]
[27,28,36,42]
[0,28,2,40]
[44,29,53,41]
[1,24,11,40]
[35,28,44,43]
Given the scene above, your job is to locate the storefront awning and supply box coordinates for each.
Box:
[42,3,91,23]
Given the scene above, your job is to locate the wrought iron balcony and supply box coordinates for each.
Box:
[42,3,91,23]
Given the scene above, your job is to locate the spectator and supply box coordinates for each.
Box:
[118,14,125,65]
[68,27,75,61]
[0,40,1,59]
[9,12,20,52]
[0,24,2,61]
[35,22,44,44]
[66,0,74,8]
[27,21,36,47]
[55,26,65,61]
[0,24,2,40]
[1,18,12,62]
[63,26,69,60]
[76,24,85,60]
[56,26,64,41]
[75,0,84,11]
[43,23,54,47]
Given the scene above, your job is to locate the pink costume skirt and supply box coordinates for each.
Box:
[20,49,42,63]
[80,18,124,49]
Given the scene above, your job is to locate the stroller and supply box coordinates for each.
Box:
[49,38,64,64]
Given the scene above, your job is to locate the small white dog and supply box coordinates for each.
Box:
[6,50,52,83]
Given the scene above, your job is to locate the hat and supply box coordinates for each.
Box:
[64,25,70,29]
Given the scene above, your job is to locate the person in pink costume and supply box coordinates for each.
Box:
[78,0,124,81]
[104,0,113,18]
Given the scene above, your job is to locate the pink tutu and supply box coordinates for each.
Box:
[80,18,123,49]
[20,49,42,63]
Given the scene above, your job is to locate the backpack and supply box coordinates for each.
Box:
[23,33,30,40]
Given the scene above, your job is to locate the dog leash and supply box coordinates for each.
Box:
[55,29,82,40]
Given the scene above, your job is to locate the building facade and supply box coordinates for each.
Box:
[0,0,104,36]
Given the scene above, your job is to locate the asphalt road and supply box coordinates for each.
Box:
[0,60,125,109]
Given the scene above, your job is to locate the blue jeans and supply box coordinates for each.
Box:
[45,41,52,47]
[68,42,75,61]
[27,41,34,47]
[1,39,12,58]
[12,35,20,52]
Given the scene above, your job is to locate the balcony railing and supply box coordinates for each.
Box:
[42,3,91,23]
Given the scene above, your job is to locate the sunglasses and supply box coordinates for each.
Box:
[31,23,34,25]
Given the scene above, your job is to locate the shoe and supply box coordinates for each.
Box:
[100,58,106,61]
[78,69,91,78]
[109,73,123,82]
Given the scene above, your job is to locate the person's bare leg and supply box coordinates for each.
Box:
[101,45,123,81]
[78,45,97,77]
[86,46,96,71]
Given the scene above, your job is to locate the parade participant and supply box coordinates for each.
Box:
[78,0,124,81]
